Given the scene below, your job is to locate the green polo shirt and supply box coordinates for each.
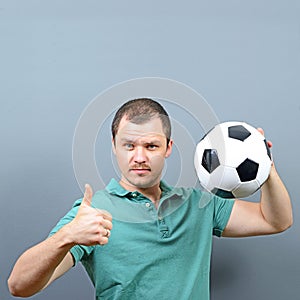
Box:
[50,179,234,300]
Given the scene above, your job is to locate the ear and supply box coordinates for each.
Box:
[112,138,116,155]
[165,139,173,158]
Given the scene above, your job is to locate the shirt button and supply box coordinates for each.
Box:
[145,203,151,208]
[132,192,137,197]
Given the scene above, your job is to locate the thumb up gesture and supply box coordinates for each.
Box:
[67,184,113,246]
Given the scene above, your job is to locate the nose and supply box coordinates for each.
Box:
[133,146,147,163]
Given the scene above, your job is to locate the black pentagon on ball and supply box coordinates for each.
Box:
[228,125,251,141]
[211,188,235,199]
[202,149,220,173]
[236,158,259,182]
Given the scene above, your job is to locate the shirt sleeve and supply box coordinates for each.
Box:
[48,199,95,265]
[212,196,235,237]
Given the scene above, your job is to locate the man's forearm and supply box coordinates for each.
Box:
[260,164,293,232]
[8,184,113,297]
[8,226,74,297]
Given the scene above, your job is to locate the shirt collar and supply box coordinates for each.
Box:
[105,178,131,196]
[105,178,183,198]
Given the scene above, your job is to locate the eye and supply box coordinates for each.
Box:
[124,143,134,150]
[147,144,158,150]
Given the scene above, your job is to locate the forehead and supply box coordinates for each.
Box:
[116,116,166,140]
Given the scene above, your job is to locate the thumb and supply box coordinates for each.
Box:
[81,183,93,207]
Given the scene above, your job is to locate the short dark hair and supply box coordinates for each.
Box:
[111,98,171,143]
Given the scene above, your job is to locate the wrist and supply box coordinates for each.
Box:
[55,223,77,249]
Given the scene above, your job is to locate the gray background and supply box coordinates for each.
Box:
[1,1,299,299]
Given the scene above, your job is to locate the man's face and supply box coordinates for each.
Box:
[112,116,173,190]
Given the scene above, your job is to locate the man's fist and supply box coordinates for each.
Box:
[66,184,113,246]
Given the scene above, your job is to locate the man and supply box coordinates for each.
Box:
[8,98,293,299]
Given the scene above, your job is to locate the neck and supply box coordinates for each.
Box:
[119,180,162,206]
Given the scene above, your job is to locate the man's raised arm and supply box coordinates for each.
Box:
[223,132,293,238]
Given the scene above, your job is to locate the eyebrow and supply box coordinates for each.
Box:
[120,138,162,145]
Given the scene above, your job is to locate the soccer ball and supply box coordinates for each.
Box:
[194,121,272,198]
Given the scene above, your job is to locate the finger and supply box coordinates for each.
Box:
[257,127,272,148]
[99,237,109,246]
[256,127,264,136]
[96,209,112,221]
[81,183,93,206]
[102,228,111,238]
[101,218,113,230]
[267,140,273,148]
[99,229,110,245]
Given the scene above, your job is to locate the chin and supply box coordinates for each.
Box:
[128,177,159,189]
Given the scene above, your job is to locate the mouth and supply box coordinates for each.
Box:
[130,167,151,175]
